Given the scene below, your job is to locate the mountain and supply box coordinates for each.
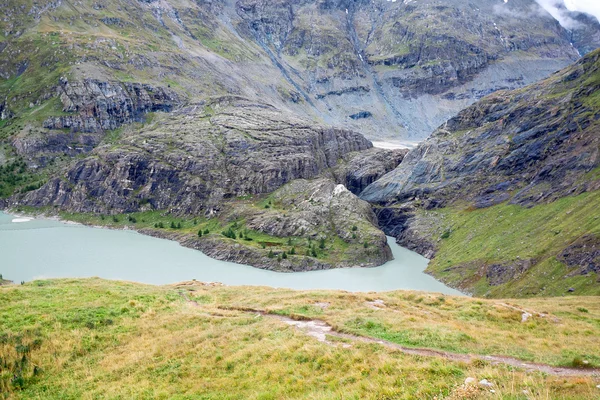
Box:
[361,48,600,297]
[1,0,598,148]
[1,0,600,277]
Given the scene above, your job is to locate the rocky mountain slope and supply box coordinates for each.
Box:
[361,49,600,297]
[10,97,402,271]
[1,0,599,149]
[1,0,600,276]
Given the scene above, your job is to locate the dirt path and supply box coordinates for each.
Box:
[176,293,599,378]
[247,308,600,378]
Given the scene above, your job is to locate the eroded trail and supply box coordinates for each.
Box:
[266,313,600,377]
[236,306,600,378]
[177,291,600,378]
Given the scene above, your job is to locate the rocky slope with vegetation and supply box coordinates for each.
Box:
[1,0,600,278]
[11,97,401,270]
[1,278,600,398]
[361,49,600,298]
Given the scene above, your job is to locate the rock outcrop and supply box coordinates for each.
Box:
[361,49,600,296]
[43,78,181,133]
[362,50,600,209]
[18,97,372,215]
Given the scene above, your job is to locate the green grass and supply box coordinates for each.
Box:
[425,191,600,297]
[1,279,600,398]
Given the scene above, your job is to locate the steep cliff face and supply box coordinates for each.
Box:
[12,97,400,270]
[1,0,598,153]
[19,97,371,214]
[361,49,600,297]
[43,78,181,133]
[235,0,594,138]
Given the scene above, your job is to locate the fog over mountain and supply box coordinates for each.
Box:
[536,0,600,27]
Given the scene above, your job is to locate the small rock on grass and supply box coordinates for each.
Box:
[479,379,494,388]
[464,377,477,385]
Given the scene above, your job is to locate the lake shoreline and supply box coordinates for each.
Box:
[2,207,391,273]
[0,209,465,294]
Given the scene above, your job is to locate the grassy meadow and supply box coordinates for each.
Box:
[1,279,600,399]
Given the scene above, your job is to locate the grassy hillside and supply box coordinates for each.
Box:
[1,279,600,399]
[424,191,600,298]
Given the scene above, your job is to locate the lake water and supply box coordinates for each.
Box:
[0,212,463,295]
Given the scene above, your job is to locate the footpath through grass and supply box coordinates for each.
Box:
[1,279,600,399]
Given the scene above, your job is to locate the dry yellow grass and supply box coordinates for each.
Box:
[1,279,599,399]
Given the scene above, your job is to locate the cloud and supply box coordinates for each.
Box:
[563,0,600,22]
[534,0,600,28]
[534,0,582,29]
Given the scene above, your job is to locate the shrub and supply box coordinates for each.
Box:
[319,238,325,249]
[352,225,358,231]
[222,228,236,240]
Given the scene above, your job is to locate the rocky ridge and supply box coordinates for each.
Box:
[360,49,600,296]
[13,97,401,271]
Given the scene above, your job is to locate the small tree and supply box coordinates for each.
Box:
[176,222,182,229]
[268,249,274,258]
[282,251,288,260]
[112,216,119,223]
[198,230,203,238]
[158,222,165,229]
[289,247,296,255]
[363,242,369,249]
[287,238,292,246]
[352,225,358,231]
[311,248,318,258]
[204,228,209,235]
[170,221,176,229]
[319,238,325,249]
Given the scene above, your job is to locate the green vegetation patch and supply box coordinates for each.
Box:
[426,191,600,297]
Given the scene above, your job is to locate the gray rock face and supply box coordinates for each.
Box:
[332,147,407,195]
[235,0,589,138]
[0,101,13,120]
[43,78,182,133]
[557,235,600,277]
[2,0,598,148]
[361,50,600,209]
[18,97,372,214]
